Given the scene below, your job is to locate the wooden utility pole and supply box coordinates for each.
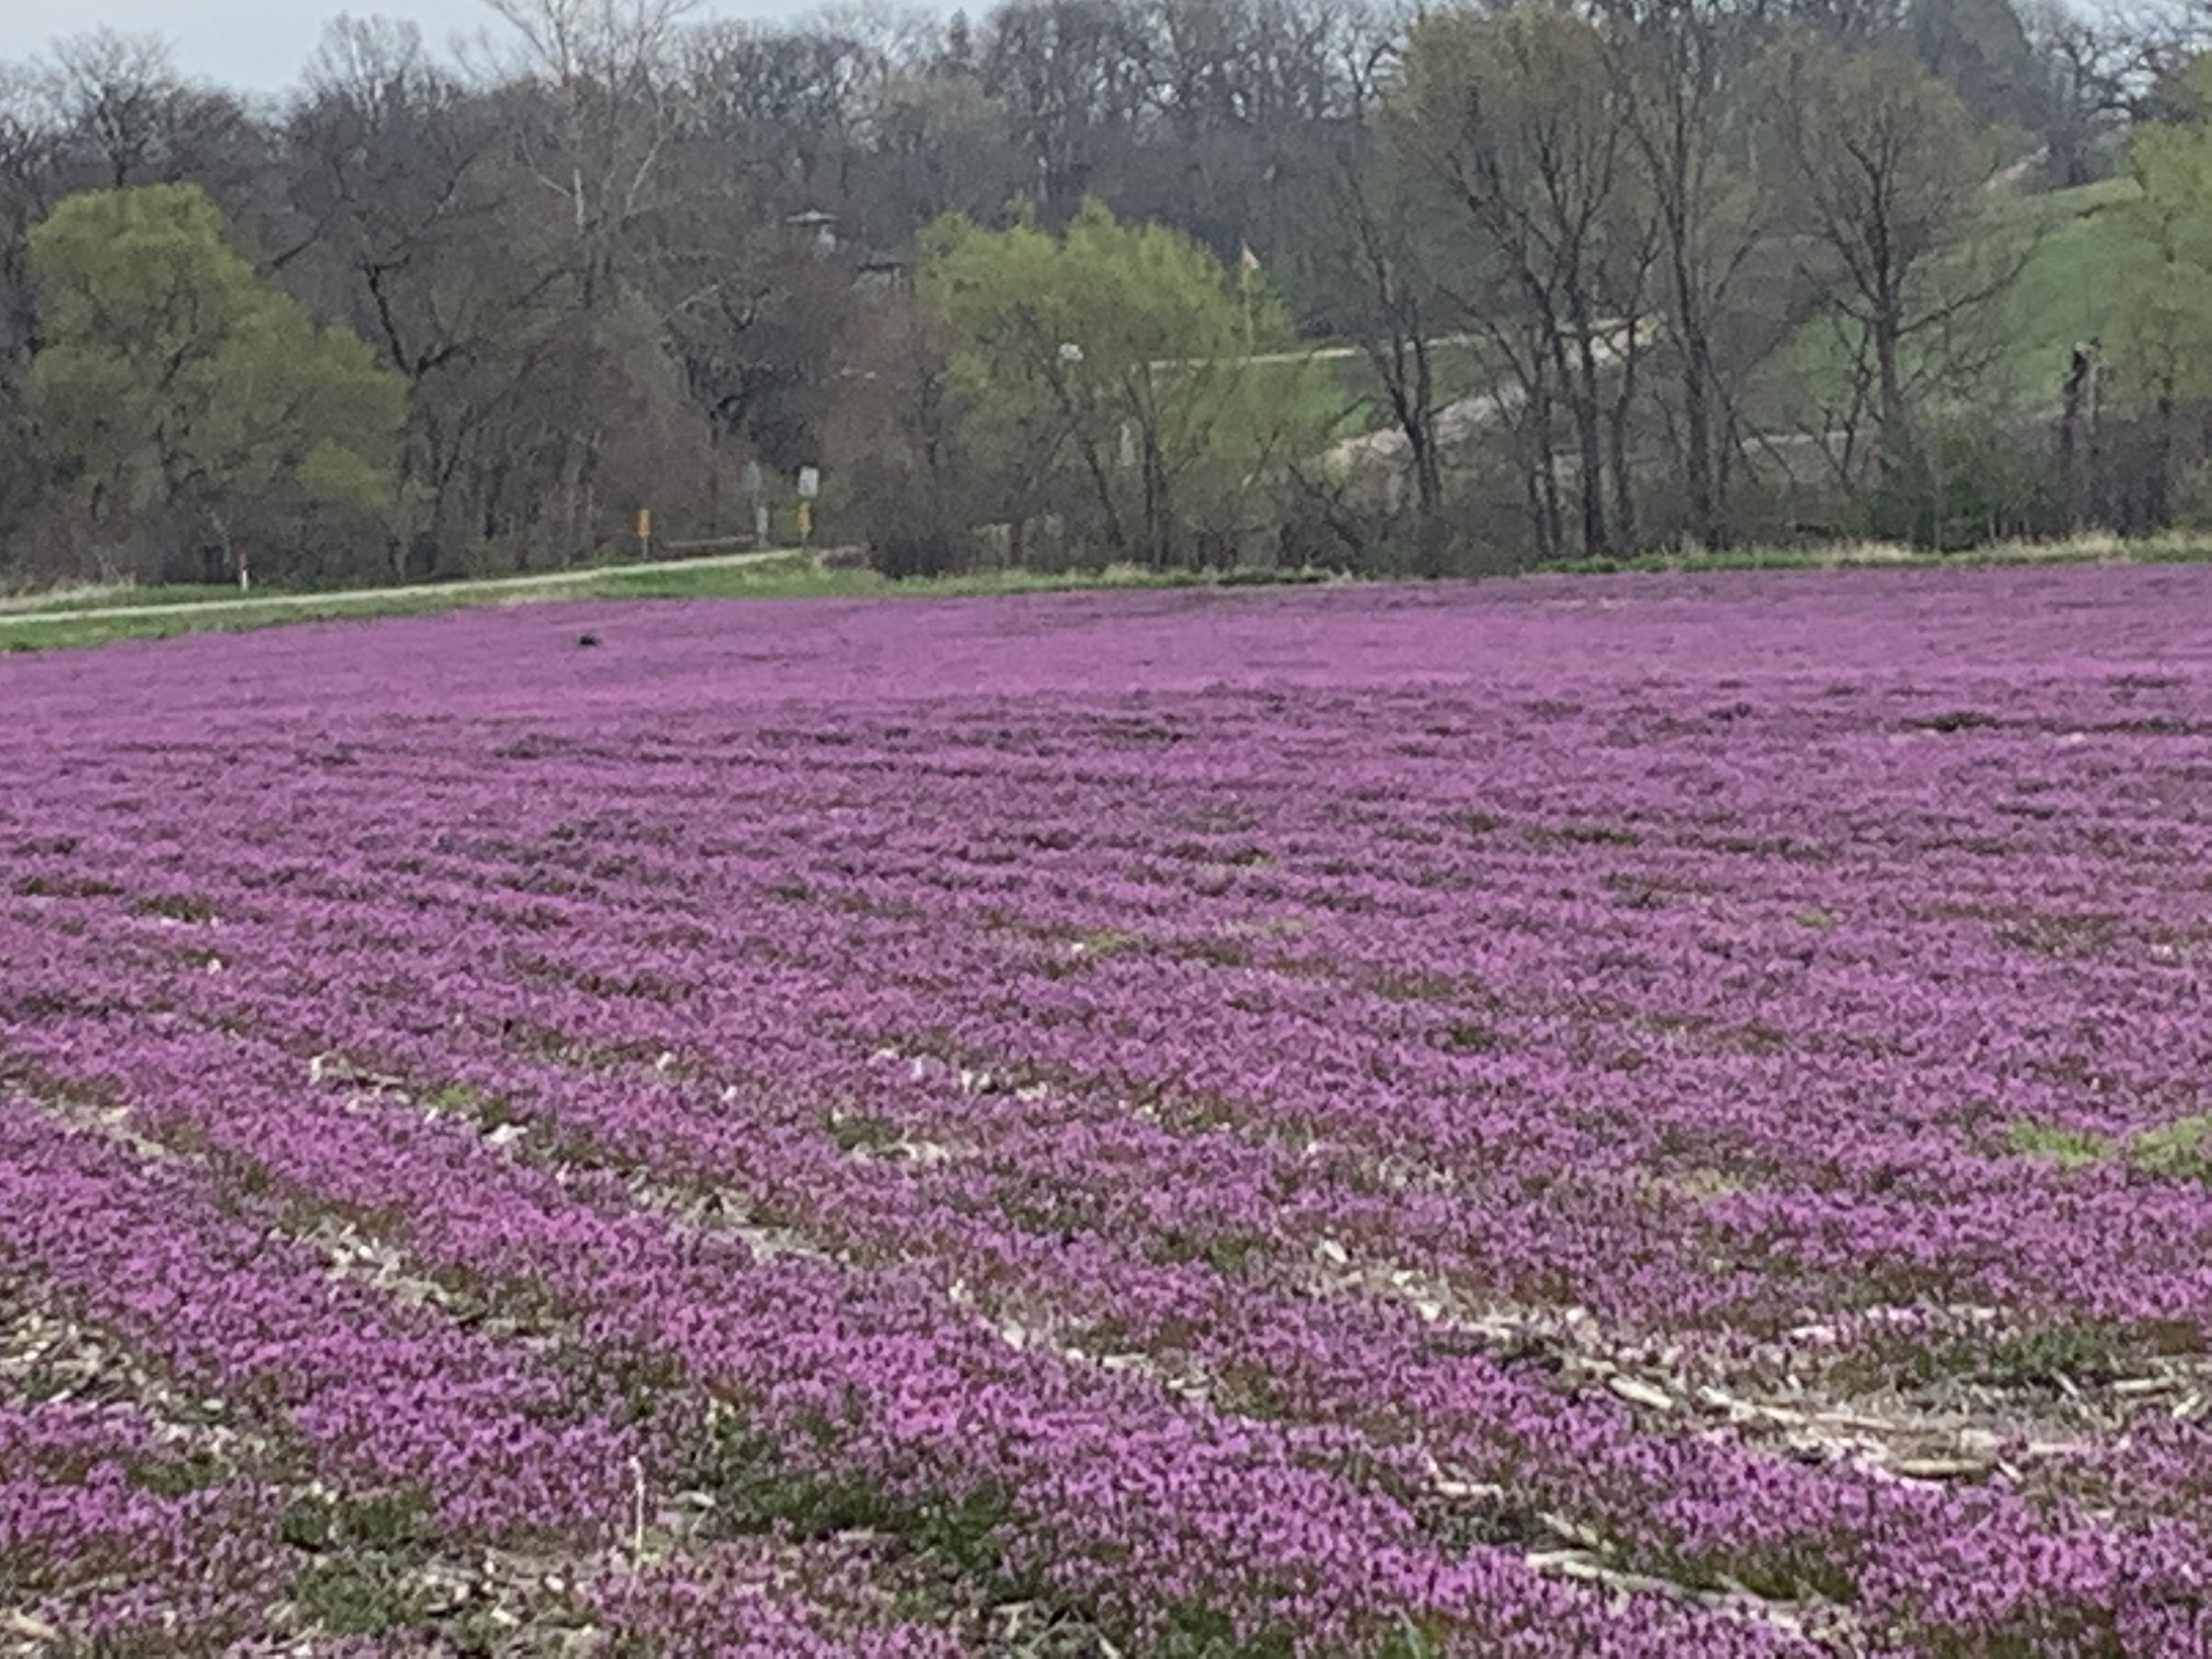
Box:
[2059,340,2101,531]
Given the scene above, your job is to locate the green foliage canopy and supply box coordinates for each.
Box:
[26,183,405,566]
[921,201,1329,568]
[2118,59,2212,414]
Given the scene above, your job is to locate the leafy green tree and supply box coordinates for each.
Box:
[922,200,1327,569]
[2113,57,2212,523]
[26,182,405,580]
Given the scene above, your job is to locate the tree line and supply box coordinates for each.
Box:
[1,0,2209,589]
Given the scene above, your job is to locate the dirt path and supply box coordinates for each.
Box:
[0,549,797,628]
[1324,333,1627,475]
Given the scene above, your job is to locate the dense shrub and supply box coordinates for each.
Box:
[1863,424,2064,551]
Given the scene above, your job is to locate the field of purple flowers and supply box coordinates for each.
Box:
[3,565,2211,1657]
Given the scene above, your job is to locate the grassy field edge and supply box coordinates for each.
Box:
[4,534,2211,654]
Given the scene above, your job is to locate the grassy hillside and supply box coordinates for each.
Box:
[1216,335,1504,443]
[1749,177,2157,434]
[1293,178,2152,454]
[1999,177,2151,384]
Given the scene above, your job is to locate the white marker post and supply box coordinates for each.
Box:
[743,460,768,548]
[796,466,820,545]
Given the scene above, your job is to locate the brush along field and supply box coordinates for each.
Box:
[3,567,2211,1657]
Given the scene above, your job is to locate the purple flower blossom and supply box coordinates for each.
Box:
[4,566,2210,1651]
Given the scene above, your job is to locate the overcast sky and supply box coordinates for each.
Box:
[0,2,811,96]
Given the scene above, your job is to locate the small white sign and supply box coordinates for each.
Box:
[797,466,821,500]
